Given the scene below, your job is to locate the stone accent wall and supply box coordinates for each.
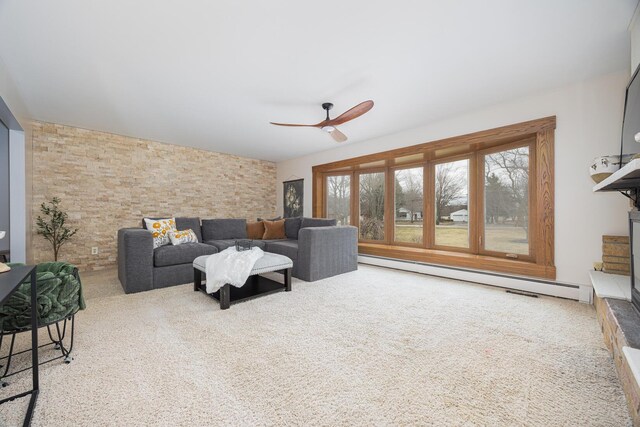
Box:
[595,294,640,425]
[30,121,276,270]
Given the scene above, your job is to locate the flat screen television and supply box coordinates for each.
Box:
[621,63,640,166]
[629,211,640,313]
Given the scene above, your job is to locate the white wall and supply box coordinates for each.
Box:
[276,71,631,286]
[631,2,640,73]
[0,57,27,122]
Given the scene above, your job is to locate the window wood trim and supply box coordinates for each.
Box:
[313,116,555,279]
[312,116,555,174]
[476,138,536,263]
[358,243,556,279]
[431,153,474,254]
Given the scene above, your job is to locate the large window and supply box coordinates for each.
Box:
[359,171,385,241]
[326,175,351,226]
[394,167,424,244]
[434,159,469,249]
[482,146,530,257]
[313,117,555,279]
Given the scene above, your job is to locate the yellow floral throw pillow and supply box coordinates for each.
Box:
[144,218,177,249]
[168,229,199,246]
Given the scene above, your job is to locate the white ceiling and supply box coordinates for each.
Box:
[0,0,637,162]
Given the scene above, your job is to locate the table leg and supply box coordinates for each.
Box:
[284,268,291,292]
[26,268,39,425]
[193,268,201,292]
[220,284,230,310]
[249,274,258,291]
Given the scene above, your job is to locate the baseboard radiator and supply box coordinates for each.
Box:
[357,255,589,303]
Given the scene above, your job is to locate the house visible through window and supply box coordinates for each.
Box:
[394,167,423,244]
[435,159,469,249]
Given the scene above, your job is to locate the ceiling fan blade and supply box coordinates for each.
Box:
[327,100,374,126]
[329,127,348,143]
[270,122,318,127]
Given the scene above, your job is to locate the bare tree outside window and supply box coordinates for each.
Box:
[484,146,529,255]
[435,159,469,248]
[359,172,385,240]
[394,167,423,243]
[327,175,351,225]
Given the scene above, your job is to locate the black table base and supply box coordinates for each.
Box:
[194,268,292,310]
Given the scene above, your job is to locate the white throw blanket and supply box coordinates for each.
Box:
[205,247,264,293]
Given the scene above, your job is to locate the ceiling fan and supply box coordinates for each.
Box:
[270,100,374,143]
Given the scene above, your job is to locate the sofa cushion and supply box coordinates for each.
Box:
[265,240,298,260]
[263,219,286,239]
[175,217,202,242]
[246,221,265,240]
[142,216,169,228]
[153,242,217,267]
[202,219,247,241]
[301,217,337,229]
[143,217,177,249]
[284,216,302,239]
[205,239,267,251]
[168,229,199,245]
[204,239,235,251]
[142,217,203,243]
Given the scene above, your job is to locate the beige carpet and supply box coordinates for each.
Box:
[0,265,631,426]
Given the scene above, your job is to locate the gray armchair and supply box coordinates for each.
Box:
[297,226,358,281]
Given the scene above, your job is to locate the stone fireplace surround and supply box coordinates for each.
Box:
[592,271,640,424]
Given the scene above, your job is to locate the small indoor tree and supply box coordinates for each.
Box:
[36,197,78,261]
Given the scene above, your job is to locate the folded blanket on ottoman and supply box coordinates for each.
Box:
[205,247,264,293]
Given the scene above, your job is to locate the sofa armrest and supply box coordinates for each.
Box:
[297,226,358,281]
[117,228,154,293]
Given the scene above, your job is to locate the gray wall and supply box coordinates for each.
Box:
[9,128,25,262]
[0,118,8,252]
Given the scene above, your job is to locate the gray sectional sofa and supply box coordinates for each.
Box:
[117,217,358,294]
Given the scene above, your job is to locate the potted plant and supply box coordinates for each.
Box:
[36,197,78,262]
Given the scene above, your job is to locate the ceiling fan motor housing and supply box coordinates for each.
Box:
[322,103,333,121]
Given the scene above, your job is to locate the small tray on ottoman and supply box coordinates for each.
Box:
[235,239,253,251]
[193,252,293,310]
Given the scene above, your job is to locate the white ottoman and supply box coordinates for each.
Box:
[193,252,293,310]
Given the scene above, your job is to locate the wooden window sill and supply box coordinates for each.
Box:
[358,242,556,280]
